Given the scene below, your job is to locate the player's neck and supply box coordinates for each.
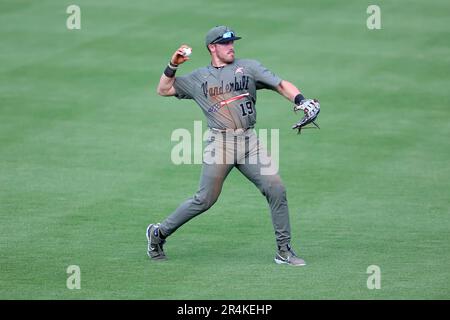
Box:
[211,61,226,68]
[210,56,231,68]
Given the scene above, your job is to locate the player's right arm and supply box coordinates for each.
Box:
[156,45,190,96]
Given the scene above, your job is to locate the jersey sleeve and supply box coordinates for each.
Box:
[250,60,282,91]
[173,72,196,100]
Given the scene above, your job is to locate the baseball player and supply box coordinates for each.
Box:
[147,26,320,266]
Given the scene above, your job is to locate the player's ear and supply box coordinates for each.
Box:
[207,44,215,54]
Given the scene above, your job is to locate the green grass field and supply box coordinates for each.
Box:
[1,0,449,299]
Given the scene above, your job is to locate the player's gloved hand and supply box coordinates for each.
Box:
[171,44,191,66]
[292,98,321,134]
[293,98,320,117]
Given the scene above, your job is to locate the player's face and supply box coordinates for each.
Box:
[215,41,235,64]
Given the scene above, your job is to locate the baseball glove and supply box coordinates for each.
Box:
[292,98,321,134]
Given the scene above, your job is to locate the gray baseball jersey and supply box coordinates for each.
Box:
[173,59,282,129]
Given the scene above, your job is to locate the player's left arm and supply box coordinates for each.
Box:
[276,80,320,113]
[276,79,320,128]
[250,60,315,108]
[276,80,301,103]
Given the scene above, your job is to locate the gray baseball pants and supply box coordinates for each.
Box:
[159,128,291,248]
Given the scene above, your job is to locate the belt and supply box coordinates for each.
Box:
[210,127,254,134]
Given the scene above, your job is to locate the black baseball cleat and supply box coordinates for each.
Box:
[274,244,306,266]
[146,223,167,260]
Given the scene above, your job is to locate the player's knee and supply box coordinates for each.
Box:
[262,180,287,200]
[193,192,219,211]
[271,183,287,199]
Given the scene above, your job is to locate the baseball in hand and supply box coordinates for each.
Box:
[182,47,192,57]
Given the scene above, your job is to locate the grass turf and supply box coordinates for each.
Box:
[0,0,449,299]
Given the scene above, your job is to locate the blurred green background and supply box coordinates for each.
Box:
[0,0,449,299]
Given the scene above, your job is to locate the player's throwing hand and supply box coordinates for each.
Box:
[171,44,192,65]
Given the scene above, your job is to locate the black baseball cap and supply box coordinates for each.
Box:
[205,26,242,46]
